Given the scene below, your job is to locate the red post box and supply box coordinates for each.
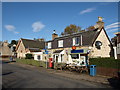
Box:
[72,46,76,50]
[49,58,53,68]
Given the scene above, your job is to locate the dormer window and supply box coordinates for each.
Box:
[73,37,79,46]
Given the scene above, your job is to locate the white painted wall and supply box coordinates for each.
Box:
[33,52,43,61]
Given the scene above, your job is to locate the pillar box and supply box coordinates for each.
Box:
[49,58,53,68]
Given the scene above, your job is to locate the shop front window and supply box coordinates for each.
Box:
[71,54,79,59]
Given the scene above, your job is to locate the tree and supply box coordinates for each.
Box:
[60,32,64,36]
[8,40,18,48]
[10,40,18,45]
[87,26,95,31]
[64,24,81,35]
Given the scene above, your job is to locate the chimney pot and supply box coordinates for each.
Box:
[98,16,103,22]
[53,30,56,34]
[52,30,58,40]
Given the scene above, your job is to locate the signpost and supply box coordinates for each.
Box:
[44,46,48,68]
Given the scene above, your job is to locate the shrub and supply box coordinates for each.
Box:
[25,54,33,59]
[54,62,66,69]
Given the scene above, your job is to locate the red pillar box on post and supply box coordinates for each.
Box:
[72,46,76,50]
[49,58,53,68]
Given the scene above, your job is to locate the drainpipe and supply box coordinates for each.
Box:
[81,35,83,46]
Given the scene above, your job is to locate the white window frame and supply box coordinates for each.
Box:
[48,42,51,49]
[73,37,79,46]
[58,40,63,47]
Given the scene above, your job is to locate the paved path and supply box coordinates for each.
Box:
[2,61,111,88]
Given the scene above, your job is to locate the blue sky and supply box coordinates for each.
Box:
[2,2,119,42]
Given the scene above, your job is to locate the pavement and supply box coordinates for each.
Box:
[10,61,110,85]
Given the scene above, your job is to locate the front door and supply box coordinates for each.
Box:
[56,55,58,63]
[80,54,88,66]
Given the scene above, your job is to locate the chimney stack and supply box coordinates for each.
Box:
[115,32,120,44]
[94,16,104,29]
[52,30,58,40]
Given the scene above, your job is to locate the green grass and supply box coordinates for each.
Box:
[16,58,120,69]
[16,58,47,68]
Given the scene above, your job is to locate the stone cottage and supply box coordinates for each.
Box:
[16,38,45,59]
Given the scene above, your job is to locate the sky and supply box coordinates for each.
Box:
[2,1,119,43]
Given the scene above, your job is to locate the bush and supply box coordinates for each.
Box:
[25,54,33,59]
[89,57,120,69]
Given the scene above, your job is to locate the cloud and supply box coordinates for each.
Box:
[107,28,120,33]
[105,22,120,30]
[4,25,16,31]
[13,31,20,34]
[32,21,45,32]
[4,25,19,34]
[106,25,120,30]
[80,8,96,15]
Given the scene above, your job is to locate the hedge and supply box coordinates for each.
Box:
[25,54,33,59]
[16,58,47,68]
[89,57,120,69]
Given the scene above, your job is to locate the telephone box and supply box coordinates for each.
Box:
[49,58,53,68]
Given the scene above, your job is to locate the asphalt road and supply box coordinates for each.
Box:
[2,61,110,88]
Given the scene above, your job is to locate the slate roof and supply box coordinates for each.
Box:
[47,28,102,49]
[29,48,41,52]
[17,38,45,51]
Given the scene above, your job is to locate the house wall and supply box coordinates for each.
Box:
[34,54,42,61]
[32,52,43,61]
[47,46,89,63]
[117,34,120,59]
[117,43,120,59]
[16,41,26,58]
[0,42,12,57]
[90,29,111,58]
